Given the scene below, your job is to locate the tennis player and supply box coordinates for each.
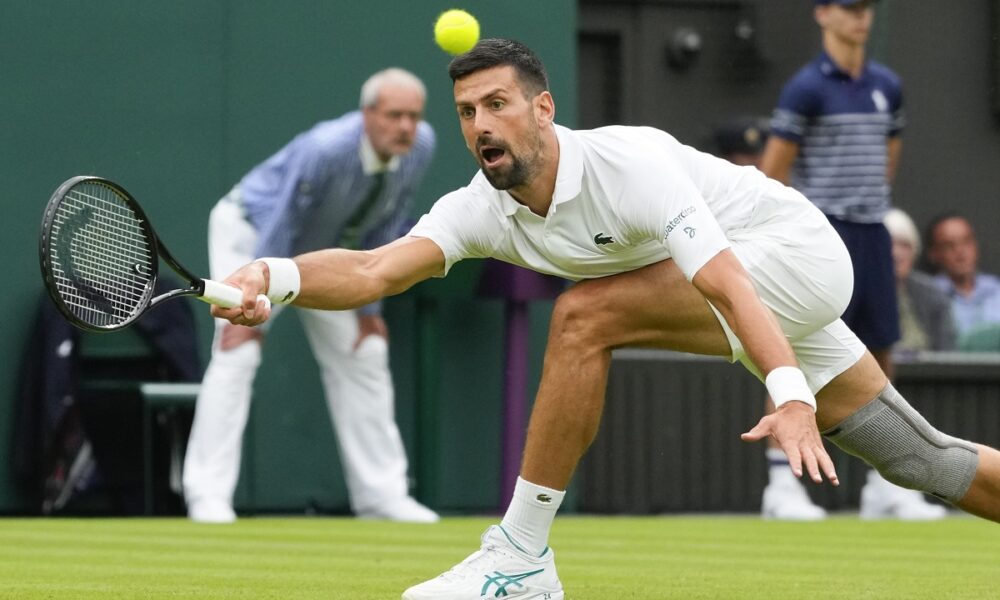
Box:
[215,40,1000,599]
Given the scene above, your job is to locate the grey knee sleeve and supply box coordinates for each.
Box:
[822,383,979,503]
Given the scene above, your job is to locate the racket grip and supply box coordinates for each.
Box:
[200,279,271,311]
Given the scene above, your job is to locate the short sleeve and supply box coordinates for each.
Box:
[615,145,731,280]
[885,72,905,137]
[769,75,821,144]
[407,188,503,276]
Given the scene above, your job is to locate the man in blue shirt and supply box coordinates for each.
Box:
[182,68,438,524]
[927,213,1000,344]
[757,0,944,521]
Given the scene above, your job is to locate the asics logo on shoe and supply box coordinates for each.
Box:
[481,569,545,597]
[536,494,552,503]
[593,232,614,246]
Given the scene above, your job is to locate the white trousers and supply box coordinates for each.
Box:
[182,193,410,513]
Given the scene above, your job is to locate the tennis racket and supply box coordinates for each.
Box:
[39,175,264,333]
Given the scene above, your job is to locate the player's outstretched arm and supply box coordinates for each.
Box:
[295,236,445,309]
[211,236,445,325]
[692,249,838,485]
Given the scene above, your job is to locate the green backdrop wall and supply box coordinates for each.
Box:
[0,0,577,513]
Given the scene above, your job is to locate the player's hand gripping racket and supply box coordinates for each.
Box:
[39,175,267,332]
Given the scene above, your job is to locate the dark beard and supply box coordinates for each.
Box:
[482,155,532,190]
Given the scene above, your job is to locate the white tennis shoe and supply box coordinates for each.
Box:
[762,471,827,521]
[187,498,236,524]
[401,525,564,600]
[357,496,440,523]
[859,471,947,521]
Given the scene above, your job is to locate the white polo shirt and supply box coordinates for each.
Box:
[409,124,810,282]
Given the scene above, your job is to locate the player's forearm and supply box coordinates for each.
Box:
[291,248,391,310]
[886,137,902,183]
[693,251,797,373]
[708,278,817,410]
[712,281,798,374]
[758,137,798,185]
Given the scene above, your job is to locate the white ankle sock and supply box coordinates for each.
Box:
[766,448,795,483]
[499,477,565,557]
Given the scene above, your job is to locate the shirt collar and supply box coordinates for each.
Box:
[552,124,583,205]
[938,273,998,299]
[494,123,583,217]
[818,50,869,81]
[359,132,401,175]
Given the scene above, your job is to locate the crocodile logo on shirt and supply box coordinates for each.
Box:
[593,232,615,246]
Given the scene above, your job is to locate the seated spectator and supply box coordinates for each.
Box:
[925,213,1000,344]
[884,208,956,354]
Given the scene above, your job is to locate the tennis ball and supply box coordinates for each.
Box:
[434,9,480,56]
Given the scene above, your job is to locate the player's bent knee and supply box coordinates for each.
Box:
[550,286,607,342]
[822,383,979,503]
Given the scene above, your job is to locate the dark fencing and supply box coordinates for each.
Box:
[578,350,1000,514]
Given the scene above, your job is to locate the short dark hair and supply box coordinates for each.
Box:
[920,210,968,273]
[924,211,965,249]
[448,38,549,97]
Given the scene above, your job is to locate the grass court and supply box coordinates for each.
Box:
[1,514,998,599]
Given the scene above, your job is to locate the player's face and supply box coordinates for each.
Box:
[363,84,425,160]
[453,65,548,191]
[930,217,980,280]
[816,1,874,47]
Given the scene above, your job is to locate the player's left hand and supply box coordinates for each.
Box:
[354,314,388,350]
[211,261,273,327]
[741,401,839,486]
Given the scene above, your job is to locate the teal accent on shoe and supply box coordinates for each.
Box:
[495,525,531,555]
[480,568,545,597]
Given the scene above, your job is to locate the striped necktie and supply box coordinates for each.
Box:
[340,170,386,250]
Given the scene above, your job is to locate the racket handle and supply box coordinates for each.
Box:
[200,278,271,311]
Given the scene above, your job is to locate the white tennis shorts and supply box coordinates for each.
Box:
[712,191,867,394]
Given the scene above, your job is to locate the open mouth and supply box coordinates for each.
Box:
[480,146,507,168]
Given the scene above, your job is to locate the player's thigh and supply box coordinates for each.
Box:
[794,323,888,430]
[815,353,889,430]
[555,259,732,356]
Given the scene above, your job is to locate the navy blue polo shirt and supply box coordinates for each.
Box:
[770,52,904,224]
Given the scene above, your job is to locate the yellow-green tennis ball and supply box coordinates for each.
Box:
[434,9,480,56]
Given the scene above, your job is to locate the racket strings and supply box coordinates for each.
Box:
[47,183,154,327]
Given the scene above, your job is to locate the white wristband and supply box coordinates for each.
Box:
[765,366,816,412]
[258,257,300,304]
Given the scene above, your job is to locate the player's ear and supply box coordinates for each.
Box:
[534,91,555,126]
[814,6,828,28]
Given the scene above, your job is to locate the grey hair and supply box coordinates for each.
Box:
[359,67,426,109]
[884,207,921,256]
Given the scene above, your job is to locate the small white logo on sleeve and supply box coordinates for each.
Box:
[664,206,697,240]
